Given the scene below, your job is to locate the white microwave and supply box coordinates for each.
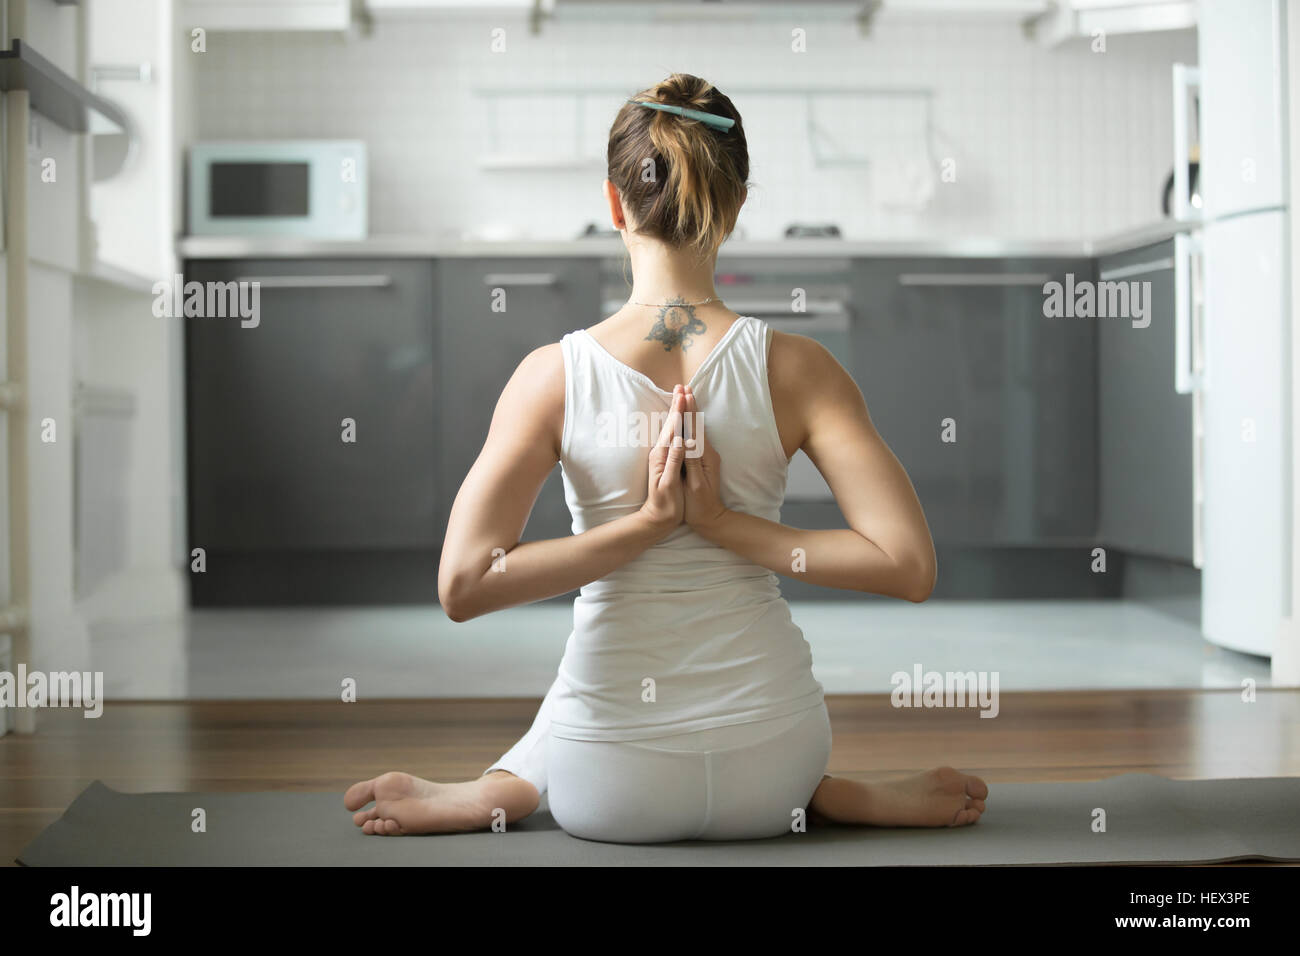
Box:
[188,140,368,239]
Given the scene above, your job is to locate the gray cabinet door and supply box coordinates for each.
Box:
[436,257,600,546]
[850,257,1097,545]
[185,258,437,551]
[1096,240,1195,562]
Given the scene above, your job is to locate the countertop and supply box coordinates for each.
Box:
[176,218,1195,261]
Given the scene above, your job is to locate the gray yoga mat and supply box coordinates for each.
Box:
[17,774,1300,866]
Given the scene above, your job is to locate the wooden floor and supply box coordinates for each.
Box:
[3,688,1298,865]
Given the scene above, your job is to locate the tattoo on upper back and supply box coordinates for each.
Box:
[644,298,707,352]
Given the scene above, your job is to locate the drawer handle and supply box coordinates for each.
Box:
[1172,232,1204,396]
[482,273,559,286]
[898,273,1052,287]
[724,299,848,316]
[1171,63,1201,223]
[232,275,393,289]
[1099,257,1174,281]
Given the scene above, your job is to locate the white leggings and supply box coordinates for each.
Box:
[485,678,832,843]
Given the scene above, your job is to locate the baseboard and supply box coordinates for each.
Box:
[779,545,1123,602]
[189,549,439,607]
[180,546,1199,608]
[0,633,10,736]
[1117,552,1201,626]
[1274,618,1300,686]
[78,565,187,622]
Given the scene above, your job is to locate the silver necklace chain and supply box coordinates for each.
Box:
[626,295,722,308]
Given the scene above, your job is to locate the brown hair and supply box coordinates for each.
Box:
[607,73,749,259]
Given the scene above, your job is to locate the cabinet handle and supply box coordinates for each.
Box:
[1171,63,1201,223]
[232,274,393,289]
[730,301,851,332]
[482,273,559,286]
[599,298,849,326]
[1172,232,1204,395]
[897,273,1051,287]
[91,63,152,83]
[724,299,847,315]
[1098,256,1175,281]
[74,383,136,418]
[1174,230,1206,568]
[1193,390,1205,569]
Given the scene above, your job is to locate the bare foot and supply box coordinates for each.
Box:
[810,767,988,828]
[343,770,539,836]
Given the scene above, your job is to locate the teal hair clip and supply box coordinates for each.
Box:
[627,99,735,132]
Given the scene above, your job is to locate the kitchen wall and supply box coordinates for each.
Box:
[188,12,1196,242]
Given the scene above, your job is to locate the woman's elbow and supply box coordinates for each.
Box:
[901,576,935,603]
[897,552,937,603]
[438,590,469,623]
[441,599,473,623]
[437,568,478,623]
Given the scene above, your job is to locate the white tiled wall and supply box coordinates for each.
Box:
[189,12,1197,242]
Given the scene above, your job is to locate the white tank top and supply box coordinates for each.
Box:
[549,314,825,741]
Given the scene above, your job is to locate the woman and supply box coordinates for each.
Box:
[345,73,988,843]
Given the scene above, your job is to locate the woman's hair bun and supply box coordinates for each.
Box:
[608,73,749,258]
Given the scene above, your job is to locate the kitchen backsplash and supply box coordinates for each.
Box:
[190,13,1196,242]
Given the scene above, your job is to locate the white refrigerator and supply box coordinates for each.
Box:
[1180,0,1291,657]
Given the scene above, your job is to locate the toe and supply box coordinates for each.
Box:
[964,775,989,800]
[353,808,378,827]
[950,806,981,827]
[344,778,377,811]
[373,771,412,799]
[962,795,986,816]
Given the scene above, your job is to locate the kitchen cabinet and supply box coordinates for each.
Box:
[1096,239,1195,562]
[849,257,1098,546]
[87,1,176,283]
[177,241,1189,605]
[1029,0,1197,46]
[436,257,601,548]
[184,258,437,604]
[179,0,351,31]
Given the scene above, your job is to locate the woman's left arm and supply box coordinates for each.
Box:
[680,335,937,602]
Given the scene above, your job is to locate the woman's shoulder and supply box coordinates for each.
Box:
[489,342,566,457]
[766,328,844,383]
[514,341,566,393]
[766,327,865,421]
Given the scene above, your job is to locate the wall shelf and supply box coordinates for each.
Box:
[474,84,935,171]
[0,40,127,134]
